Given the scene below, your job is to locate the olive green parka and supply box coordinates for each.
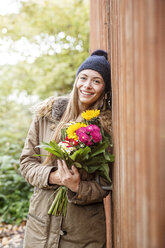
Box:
[20,96,112,248]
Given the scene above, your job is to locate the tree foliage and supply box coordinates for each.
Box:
[0,0,89,98]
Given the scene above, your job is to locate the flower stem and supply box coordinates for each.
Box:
[48,186,68,216]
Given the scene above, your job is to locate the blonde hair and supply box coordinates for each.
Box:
[44,76,105,165]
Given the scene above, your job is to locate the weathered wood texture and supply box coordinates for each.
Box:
[90,0,165,247]
[90,0,108,51]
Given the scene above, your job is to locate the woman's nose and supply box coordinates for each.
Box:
[84,79,92,88]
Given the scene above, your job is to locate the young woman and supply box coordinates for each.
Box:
[20,49,112,248]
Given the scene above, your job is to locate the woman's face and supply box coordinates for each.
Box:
[76,69,105,109]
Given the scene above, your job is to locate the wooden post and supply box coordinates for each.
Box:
[90,0,165,247]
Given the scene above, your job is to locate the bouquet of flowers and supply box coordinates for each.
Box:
[36,109,114,216]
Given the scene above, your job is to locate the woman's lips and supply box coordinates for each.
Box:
[80,90,94,96]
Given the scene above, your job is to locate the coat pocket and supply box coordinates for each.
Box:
[24,213,48,248]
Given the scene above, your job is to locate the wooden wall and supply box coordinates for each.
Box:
[90,0,165,247]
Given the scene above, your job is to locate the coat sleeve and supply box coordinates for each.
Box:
[20,117,57,189]
[67,175,111,205]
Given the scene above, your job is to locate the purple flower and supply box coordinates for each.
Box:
[90,131,102,143]
[78,133,93,146]
[86,125,100,133]
[76,127,87,135]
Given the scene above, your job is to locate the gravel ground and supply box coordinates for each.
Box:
[0,222,25,248]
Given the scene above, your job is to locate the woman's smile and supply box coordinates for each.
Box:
[80,90,94,96]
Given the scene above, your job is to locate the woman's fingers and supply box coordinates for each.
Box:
[58,160,77,175]
[61,160,70,174]
[57,160,64,180]
[57,160,66,174]
[71,165,79,175]
[57,160,71,181]
[57,159,63,169]
[69,169,74,175]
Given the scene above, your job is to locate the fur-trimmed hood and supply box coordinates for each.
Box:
[32,95,112,137]
[32,95,69,123]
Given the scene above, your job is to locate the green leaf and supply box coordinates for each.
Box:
[84,155,107,167]
[73,162,82,168]
[44,148,64,158]
[33,154,48,157]
[90,142,109,157]
[69,149,81,161]
[104,151,111,161]
[37,141,65,159]
[103,152,115,162]
[49,141,64,156]
[69,147,91,161]
[109,154,115,162]
[80,146,91,159]
[41,141,50,146]
[87,165,101,174]
[82,165,88,172]
[61,128,67,141]
[98,163,111,182]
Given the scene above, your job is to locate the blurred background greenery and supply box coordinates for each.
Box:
[0,0,89,224]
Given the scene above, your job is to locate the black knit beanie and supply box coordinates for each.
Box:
[76,49,111,92]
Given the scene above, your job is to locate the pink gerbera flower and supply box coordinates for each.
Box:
[78,133,93,146]
[90,131,102,143]
[76,127,87,135]
[86,140,93,146]
[86,124,100,133]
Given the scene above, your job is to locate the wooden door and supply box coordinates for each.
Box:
[90,0,165,247]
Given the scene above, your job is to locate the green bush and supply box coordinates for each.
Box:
[0,141,33,224]
[0,100,33,223]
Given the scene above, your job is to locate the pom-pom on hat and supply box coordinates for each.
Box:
[76,49,111,92]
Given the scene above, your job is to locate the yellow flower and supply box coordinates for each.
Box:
[81,109,100,121]
[66,123,87,140]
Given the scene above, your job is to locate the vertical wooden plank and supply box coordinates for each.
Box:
[90,0,108,51]
[132,0,165,246]
[109,1,121,247]
[133,1,150,246]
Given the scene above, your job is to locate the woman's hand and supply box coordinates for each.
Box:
[58,160,80,192]
[48,160,80,192]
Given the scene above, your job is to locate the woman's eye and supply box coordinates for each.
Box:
[94,80,101,84]
[80,77,86,80]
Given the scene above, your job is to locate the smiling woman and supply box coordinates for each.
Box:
[20,49,112,248]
